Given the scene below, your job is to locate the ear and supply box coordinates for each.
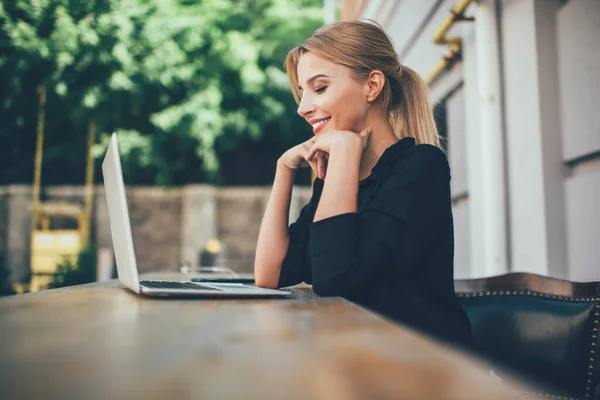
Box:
[365,70,386,103]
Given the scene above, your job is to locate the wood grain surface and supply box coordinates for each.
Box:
[0,276,538,400]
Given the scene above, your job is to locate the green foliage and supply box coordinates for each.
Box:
[0,0,322,186]
[48,246,97,289]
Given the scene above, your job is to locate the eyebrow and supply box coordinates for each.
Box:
[298,74,331,91]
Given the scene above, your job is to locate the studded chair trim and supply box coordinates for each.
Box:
[457,289,600,400]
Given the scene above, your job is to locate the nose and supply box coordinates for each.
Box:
[297,95,315,118]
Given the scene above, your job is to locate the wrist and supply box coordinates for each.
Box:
[276,158,296,176]
[328,139,362,175]
[330,135,363,155]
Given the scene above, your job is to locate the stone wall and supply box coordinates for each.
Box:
[0,188,8,266]
[0,184,312,283]
[1,186,32,282]
[217,187,270,273]
[127,187,183,273]
[215,187,312,273]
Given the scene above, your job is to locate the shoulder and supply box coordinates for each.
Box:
[389,143,449,180]
[368,143,452,222]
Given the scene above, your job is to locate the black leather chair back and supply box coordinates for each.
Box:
[455,273,599,400]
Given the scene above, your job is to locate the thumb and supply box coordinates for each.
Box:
[359,127,372,140]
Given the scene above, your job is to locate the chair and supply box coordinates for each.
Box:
[455,272,599,400]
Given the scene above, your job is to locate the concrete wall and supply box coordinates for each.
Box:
[361,0,600,281]
[216,187,270,272]
[557,0,600,281]
[127,187,183,273]
[447,87,471,279]
[501,0,565,277]
[558,0,600,161]
[1,186,32,282]
[0,184,312,284]
[0,189,8,262]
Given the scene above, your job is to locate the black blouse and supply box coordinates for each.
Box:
[277,137,472,347]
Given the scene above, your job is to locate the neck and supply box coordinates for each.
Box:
[357,114,398,181]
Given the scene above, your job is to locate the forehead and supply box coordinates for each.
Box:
[297,52,348,84]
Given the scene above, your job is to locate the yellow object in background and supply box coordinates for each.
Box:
[205,239,222,254]
[28,85,96,292]
[29,229,80,292]
[30,230,80,274]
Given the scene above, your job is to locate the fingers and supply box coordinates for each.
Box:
[305,137,318,146]
[317,151,327,179]
[309,151,327,179]
[359,127,373,142]
[316,151,320,178]
[313,151,326,179]
[307,145,326,163]
[298,147,319,176]
[301,147,325,179]
[306,146,318,162]
[306,141,324,161]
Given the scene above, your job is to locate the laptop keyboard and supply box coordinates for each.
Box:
[140,280,219,290]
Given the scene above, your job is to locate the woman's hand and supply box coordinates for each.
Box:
[278,137,329,179]
[306,127,372,163]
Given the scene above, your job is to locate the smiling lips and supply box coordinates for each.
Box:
[311,117,331,134]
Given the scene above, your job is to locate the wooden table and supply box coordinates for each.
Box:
[0,276,538,400]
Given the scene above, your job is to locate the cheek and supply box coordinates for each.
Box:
[332,91,367,130]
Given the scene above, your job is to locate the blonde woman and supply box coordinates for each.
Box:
[254,20,471,347]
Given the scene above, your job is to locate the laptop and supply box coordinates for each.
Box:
[102,132,291,298]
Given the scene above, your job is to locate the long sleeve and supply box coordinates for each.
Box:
[309,145,451,297]
[277,179,324,288]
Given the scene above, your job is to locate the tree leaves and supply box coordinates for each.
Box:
[0,0,322,186]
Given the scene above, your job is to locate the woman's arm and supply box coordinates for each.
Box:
[305,128,370,222]
[254,161,295,288]
[313,138,362,222]
[254,137,325,288]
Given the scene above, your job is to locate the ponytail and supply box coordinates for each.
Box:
[390,65,441,148]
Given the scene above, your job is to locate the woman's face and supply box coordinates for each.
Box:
[296,52,369,136]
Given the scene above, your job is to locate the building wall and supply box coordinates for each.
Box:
[446,88,471,278]
[557,0,600,281]
[359,0,600,281]
[558,0,600,161]
[340,0,368,20]
[501,0,565,277]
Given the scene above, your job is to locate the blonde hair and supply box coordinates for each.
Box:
[284,20,441,148]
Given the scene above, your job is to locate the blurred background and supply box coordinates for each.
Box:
[0,0,598,295]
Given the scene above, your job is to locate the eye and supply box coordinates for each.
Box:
[315,86,327,94]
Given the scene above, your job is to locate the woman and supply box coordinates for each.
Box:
[254,20,471,347]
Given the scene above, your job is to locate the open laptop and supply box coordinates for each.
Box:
[102,132,290,298]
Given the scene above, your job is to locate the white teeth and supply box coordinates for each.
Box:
[312,118,330,128]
